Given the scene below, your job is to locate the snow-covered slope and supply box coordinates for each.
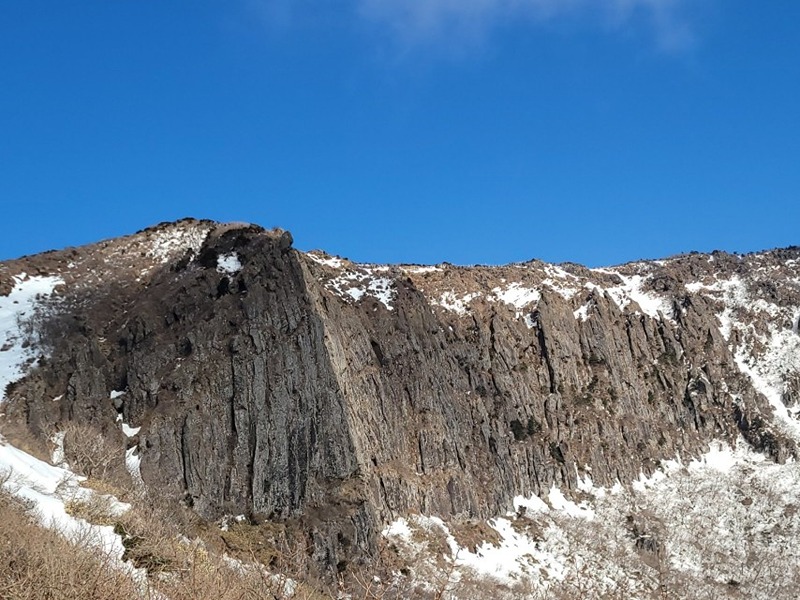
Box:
[0,274,62,402]
[0,438,132,560]
[382,440,800,599]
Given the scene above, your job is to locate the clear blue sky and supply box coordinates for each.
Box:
[1,1,798,266]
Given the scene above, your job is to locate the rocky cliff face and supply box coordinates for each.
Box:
[2,219,799,573]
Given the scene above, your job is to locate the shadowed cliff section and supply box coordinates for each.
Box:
[1,220,797,575]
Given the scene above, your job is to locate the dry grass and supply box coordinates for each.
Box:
[1,424,533,600]
[110,499,335,599]
[0,483,335,600]
[448,519,503,553]
[0,479,544,600]
[0,488,139,600]
[62,493,120,526]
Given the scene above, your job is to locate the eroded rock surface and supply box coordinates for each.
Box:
[2,219,799,573]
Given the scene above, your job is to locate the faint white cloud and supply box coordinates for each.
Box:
[608,0,696,52]
[357,0,698,53]
[247,0,292,27]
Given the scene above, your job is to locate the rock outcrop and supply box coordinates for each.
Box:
[2,219,799,573]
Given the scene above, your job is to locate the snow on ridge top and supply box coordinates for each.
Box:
[306,252,346,269]
[401,265,442,274]
[145,222,212,264]
[542,279,579,300]
[508,263,580,300]
[488,283,542,328]
[1,275,63,403]
[491,282,541,310]
[543,263,578,281]
[326,267,397,310]
[594,270,673,320]
[216,252,242,275]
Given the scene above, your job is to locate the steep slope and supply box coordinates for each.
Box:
[1,219,798,580]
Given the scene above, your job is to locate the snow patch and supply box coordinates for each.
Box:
[734,338,800,440]
[125,446,144,487]
[327,268,397,310]
[686,276,749,340]
[544,264,578,281]
[491,283,541,310]
[306,252,345,269]
[575,470,605,498]
[450,516,566,583]
[541,265,579,299]
[573,302,591,322]
[0,275,63,403]
[596,271,673,320]
[146,224,211,264]
[121,423,141,438]
[434,291,481,315]
[382,516,414,540]
[487,283,541,327]
[51,431,67,468]
[402,265,442,274]
[548,486,594,519]
[384,439,798,598]
[687,441,738,474]
[0,436,140,579]
[384,513,567,586]
[513,493,550,515]
[216,252,242,275]
[366,278,394,309]
[542,280,579,300]
[689,275,800,441]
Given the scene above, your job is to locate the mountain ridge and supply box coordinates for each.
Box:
[6,215,797,270]
[1,218,799,595]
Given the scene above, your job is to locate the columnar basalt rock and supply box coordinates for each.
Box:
[1,220,798,573]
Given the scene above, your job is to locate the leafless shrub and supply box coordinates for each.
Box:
[61,422,122,481]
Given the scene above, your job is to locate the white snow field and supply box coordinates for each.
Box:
[0,274,63,402]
